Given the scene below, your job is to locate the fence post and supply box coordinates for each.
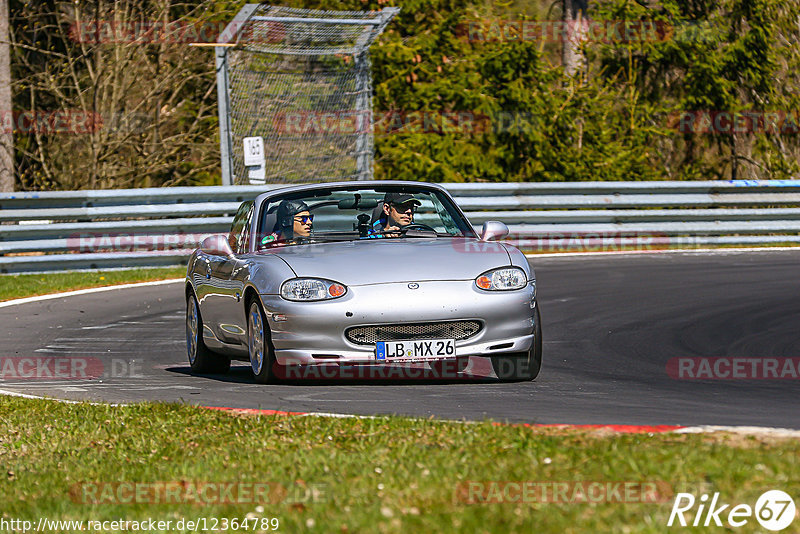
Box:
[215,46,232,187]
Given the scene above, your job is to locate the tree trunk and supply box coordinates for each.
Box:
[0,0,12,192]
[561,0,589,77]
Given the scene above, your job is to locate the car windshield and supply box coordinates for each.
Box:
[256,186,475,249]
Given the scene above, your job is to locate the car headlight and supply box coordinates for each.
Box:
[475,267,527,291]
[280,278,347,301]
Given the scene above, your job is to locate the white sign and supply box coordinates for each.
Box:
[243,136,265,166]
[243,136,266,184]
[248,166,266,184]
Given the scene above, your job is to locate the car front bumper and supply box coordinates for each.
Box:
[260,280,537,366]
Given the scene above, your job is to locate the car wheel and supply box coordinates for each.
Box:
[248,298,275,384]
[491,305,542,382]
[186,292,231,374]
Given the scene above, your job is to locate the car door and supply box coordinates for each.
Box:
[202,201,253,344]
[215,201,254,345]
[226,218,255,347]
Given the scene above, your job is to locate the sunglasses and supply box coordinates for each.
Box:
[294,215,314,224]
[390,203,417,213]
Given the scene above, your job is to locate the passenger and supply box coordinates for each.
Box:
[369,192,421,237]
[261,199,313,246]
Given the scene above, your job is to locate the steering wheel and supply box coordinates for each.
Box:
[400,223,437,233]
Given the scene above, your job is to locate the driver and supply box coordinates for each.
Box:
[368,192,421,237]
[261,199,313,246]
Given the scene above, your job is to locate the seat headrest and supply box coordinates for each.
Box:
[370,201,385,225]
[260,204,281,244]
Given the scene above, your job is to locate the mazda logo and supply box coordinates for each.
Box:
[408,283,419,290]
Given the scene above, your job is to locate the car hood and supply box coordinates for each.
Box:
[257,237,512,286]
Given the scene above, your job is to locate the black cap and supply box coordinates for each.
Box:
[384,192,421,206]
[277,199,310,230]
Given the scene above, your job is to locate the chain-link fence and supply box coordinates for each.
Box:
[215,5,398,185]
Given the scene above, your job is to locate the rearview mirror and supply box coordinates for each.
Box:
[200,234,234,257]
[480,221,509,242]
[338,197,379,210]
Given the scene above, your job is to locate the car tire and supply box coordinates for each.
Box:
[491,305,542,382]
[247,298,275,384]
[186,292,231,374]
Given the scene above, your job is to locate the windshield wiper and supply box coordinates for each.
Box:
[306,234,359,243]
[258,234,358,249]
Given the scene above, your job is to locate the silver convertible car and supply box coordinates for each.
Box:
[185,181,541,383]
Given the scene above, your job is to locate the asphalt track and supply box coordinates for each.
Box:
[1,250,798,428]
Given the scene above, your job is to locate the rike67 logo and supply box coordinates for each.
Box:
[668,490,796,531]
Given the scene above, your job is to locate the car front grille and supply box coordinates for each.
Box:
[345,320,482,345]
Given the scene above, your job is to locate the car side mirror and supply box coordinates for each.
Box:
[200,234,234,257]
[480,221,509,242]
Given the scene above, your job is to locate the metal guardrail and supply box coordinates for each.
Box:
[2,180,800,273]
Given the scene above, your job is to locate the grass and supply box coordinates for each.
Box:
[0,267,186,302]
[0,397,797,533]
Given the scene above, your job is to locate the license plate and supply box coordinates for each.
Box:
[376,339,456,361]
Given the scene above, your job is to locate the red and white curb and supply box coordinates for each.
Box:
[673,425,800,438]
[2,389,799,437]
[203,405,800,437]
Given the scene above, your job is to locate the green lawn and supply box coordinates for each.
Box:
[0,267,185,302]
[0,397,797,533]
